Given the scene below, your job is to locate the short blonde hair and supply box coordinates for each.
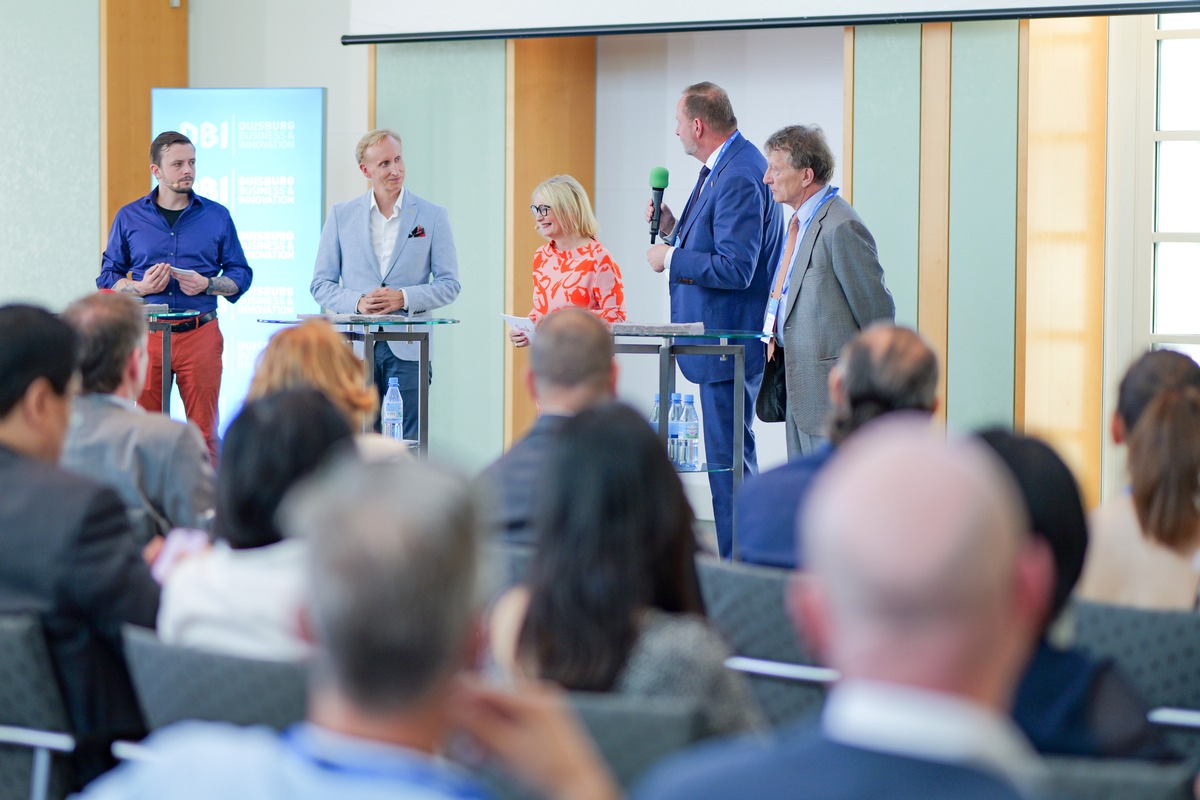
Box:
[248,320,378,429]
[532,175,598,240]
[356,129,402,165]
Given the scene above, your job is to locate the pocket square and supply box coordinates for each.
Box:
[408,225,426,239]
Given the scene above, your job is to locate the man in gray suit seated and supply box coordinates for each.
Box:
[761,124,895,458]
[310,128,461,439]
[61,292,215,544]
[477,309,616,545]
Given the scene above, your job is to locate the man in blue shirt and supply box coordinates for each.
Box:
[734,323,937,567]
[98,131,252,462]
[82,458,620,800]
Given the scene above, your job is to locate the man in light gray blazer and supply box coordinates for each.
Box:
[311,128,461,439]
[61,292,215,544]
[761,125,895,458]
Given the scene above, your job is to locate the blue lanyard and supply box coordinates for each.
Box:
[761,185,840,340]
[282,725,493,799]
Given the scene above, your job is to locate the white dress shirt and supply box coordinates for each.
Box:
[664,142,726,271]
[822,679,1044,793]
[369,187,405,276]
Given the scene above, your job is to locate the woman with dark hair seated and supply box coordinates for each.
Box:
[489,402,763,737]
[157,389,355,660]
[977,428,1175,759]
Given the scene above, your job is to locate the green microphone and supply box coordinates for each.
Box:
[649,166,670,243]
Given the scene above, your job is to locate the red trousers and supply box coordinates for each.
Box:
[138,320,223,465]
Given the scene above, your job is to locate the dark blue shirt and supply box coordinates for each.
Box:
[734,444,836,568]
[98,188,252,312]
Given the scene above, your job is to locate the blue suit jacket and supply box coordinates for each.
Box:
[733,444,835,568]
[669,134,782,384]
[633,722,1025,800]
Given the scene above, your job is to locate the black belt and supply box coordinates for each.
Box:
[166,310,217,333]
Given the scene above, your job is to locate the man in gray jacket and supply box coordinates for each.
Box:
[761,124,895,458]
[61,292,214,544]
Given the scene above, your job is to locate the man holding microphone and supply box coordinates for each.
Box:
[645,82,781,558]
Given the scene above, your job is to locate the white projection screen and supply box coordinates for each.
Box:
[346,0,1200,42]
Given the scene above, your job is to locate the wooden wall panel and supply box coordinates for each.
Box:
[504,37,597,446]
[918,23,953,421]
[1019,17,1108,507]
[100,0,188,241]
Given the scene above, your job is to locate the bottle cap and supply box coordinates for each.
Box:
[684,394,695,403]
[670,392,681,401]
[388,377,399,386]
[653,394,660,402]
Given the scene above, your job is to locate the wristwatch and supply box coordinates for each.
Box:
[204,276,215,295]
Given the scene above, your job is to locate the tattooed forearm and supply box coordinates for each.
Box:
[207,276,239,296]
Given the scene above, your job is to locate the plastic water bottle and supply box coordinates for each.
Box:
[680,394,700,471]
[667,392,684,467]
[382,377,404,440]
[650,393,660,434]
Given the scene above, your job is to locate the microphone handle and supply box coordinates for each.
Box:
[649,188,665,243]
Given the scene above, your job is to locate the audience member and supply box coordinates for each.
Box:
[246,319,409,460]
[978,429,1174,760]
[734,322,937,567]
[1078,350,1200,608]
[60,292,215,544]
[489,402,763,738]
[633,418,1051,800]
[156,390,354,660]
[478,308,616,544]
[84,457,615,800]
[0,304,160,786]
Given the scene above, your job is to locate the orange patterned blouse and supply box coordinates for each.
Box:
[529,239,626,324]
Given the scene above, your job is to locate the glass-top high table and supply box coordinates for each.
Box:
[613,327,763,558]
[259,315,459,457]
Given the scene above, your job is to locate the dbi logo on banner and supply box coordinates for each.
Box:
[152,88,325,433]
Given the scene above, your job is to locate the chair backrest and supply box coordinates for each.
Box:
[1073,601,1200,710]
[725,656,834,728]
[470,693,702,800]
[122,625,307,732]
[1043,755,1196,800]
[0,614,76,800]
[695,555,812,665]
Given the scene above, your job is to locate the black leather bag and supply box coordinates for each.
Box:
[756,345,787,423]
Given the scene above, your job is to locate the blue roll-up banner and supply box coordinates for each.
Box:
[151,88,325,435]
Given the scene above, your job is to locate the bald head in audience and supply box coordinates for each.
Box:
[796,418,1051,708]
[528,308,617,415]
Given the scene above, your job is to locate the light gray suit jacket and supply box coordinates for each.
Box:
[60,394,215,544]
[310,189,460,360]
[780,195,895,440]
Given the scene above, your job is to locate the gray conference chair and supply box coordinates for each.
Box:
[0,614,77,800]
[1042,755,1198,800]
[469,693,703,800]
[122,625,307,733]
[695,555,814,665]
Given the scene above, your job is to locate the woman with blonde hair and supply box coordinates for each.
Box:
[248,319,377,430]
[511,175,625,347]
